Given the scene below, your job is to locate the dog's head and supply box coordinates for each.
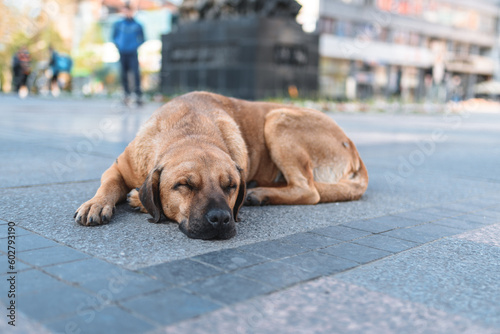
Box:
[138,145,246,240]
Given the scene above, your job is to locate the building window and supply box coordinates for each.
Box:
[455,44,469,57]
[393,30,409,45]
[336,20,354,37]
[469,45,479,56]
[409,32,420,46]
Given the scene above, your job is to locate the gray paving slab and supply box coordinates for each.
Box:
[390,209,445,223]
[79,270,169,302]
[309,225,373,241]
[417,206,465,218]
[276,232,340,249]
[43,258,123,284]
[4,270,63,296]
[192,248,268,271]
[16,246,90,267]
[370,215,424,227]
[436,202,486,214]
[15,284,98,323]
[279,251,358,276]
[236,239,308,259]
[336,237,500,328]
[485,206,500,213]
[0,225,32,238]
[8,233,59,252]
[141,258,223,285]
[121,288,220,325]
[352,234,420,253]
[0,251,33,272]
[382,223,464,243]
[235,261,317,289]
[477,209,500,219]
[342,215,421,233]
[157,278,496,334]
[45,305,155,334]
[458,213,499,224]
[319,243,392,264]
[340,219,395,233]
[433,217,486,230]
[185,273,275,305]
[462,198,500,208]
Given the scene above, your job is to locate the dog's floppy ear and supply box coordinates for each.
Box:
[139,167,163,223]
[233,166,246,222]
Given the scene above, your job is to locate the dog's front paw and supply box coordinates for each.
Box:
[244,190,269,206]
[74,197,115,226]
[127,189,148,213]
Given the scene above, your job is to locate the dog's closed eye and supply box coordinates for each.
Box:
[224,184,237,192]
[173,182,194,191]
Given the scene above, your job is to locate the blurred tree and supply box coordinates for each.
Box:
[0,0,68,92]
[72,23,105,77]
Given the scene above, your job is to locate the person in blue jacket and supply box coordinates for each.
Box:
[112,4,145,106]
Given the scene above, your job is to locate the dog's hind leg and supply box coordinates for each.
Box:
[245,109,321,206]
[245,107,368,206]
[75,163,130,226]
[127,189,148,213]
[314,161,368,203]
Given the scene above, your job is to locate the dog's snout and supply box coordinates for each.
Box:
[205,209,231,228]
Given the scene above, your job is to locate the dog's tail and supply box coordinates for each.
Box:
[315,157,369,203]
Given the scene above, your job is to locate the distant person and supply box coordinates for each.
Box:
[112,4,145,106]
[49,46,73,96]
[12,46,31,98]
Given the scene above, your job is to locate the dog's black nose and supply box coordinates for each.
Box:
[205,209,231,228]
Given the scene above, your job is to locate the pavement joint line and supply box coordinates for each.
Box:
[18,245,60,253]
[186,257,242,273]
[20,269,172,326]
[237,240,312,258]
[10,229,473,331]
[134,234,459,326]
[135,263,226,286]
[4,223,149,273]
[176,282,257,307]
[112,302,166,328]
[135,236,430,307]
[116,286,227,326]
[7,205,499,329]
[327,234,464,278]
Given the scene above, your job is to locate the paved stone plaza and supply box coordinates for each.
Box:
[1,95,499,333]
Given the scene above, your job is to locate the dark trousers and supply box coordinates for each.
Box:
[119,52,141,97]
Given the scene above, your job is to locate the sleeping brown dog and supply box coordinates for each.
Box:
[75,92,368,239]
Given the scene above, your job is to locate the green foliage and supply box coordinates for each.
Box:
[72,23,106,77]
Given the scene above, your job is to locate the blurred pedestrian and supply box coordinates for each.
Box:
[12,46,31,98]
[112,4,145,106]
[49,46,73,96]
[449,75,463,102]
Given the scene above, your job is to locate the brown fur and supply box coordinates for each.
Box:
[75,92,368,239]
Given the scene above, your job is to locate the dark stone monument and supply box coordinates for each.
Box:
[161,0,319,100]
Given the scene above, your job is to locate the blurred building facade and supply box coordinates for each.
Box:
[306,0,500,101]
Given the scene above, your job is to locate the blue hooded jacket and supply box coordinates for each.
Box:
[112,18,145,54]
